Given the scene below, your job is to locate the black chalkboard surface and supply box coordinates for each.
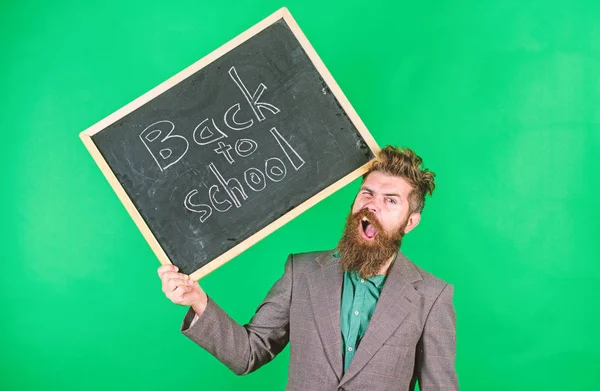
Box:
[80,8,379,279]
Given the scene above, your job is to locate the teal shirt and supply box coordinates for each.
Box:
[335,251,397,373]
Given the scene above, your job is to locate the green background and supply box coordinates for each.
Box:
[2,0,599,389]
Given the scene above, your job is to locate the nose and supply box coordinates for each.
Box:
[363,198,379,214]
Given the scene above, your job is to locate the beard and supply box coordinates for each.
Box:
[337,208,408,278]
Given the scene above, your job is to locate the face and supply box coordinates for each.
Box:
[352,171,421,238]
[337,171,421,277]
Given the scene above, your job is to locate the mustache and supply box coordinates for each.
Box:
[352,208,384,234]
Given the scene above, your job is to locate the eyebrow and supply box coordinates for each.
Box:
[360,186,402,199]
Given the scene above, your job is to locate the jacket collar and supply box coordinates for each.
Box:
[307,249,423,384]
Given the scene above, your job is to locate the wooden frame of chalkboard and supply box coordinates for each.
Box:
[80,7,380,280]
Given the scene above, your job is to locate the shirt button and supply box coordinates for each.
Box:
[354,311,359,316]
[348,347,353,352]
[360,279,365,283]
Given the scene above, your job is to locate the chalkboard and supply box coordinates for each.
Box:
[80,8,379,279]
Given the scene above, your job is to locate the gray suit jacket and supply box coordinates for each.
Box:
[181,249,458,390]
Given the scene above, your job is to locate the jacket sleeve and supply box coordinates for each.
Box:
[416,283,459,390]
[180,254,293,375]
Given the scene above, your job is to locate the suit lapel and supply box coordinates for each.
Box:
[339,251,423,385]
[307,250,344,381]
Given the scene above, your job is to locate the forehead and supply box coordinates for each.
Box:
[361,171,413,197]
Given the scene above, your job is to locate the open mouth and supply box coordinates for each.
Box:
[359,217,378,241]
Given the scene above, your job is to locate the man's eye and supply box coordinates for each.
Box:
[386,198,397,204]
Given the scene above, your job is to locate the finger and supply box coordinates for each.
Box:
[158,264,178,277]
[158,264,178,275]
[171,285,192,301]
[161,271,189,281]
[166,278,194,293]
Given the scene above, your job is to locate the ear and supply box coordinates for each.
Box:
[403,212,421,234]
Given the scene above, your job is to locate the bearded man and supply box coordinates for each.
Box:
[158,146,458,391]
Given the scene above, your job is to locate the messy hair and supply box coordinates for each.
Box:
[363,146,436,214]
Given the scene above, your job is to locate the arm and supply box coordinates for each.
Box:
[416,283,458,390]
[180,254,293,375]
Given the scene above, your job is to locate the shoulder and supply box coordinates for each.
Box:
[402,252,453,300]
[287,249,337,273]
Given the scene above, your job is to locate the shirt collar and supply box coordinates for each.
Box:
[335,249,398,287]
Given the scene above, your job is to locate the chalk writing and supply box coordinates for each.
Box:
[141,65,305,224]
